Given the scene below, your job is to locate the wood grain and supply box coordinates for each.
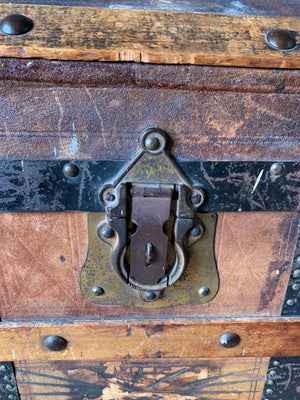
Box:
[15,358,269,400]
[0,318,299,361]
[0,212,297,320]
[0,63,299,162]
[0,0,299,17]
[0,5,299,68]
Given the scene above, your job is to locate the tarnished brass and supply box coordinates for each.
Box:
[80,212,219,308]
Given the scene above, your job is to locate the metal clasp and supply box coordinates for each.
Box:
[98,128,205,298]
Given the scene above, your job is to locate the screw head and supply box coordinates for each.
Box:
[92,286,104,296]
[198,286,210,297]
[140,291,159,302]
[4,375,12,382]
[44,335,68,351]
[270,163,284,176]
[0,365,8,370]
[63,163,79,178]
[265,388,273,395]
[0,14,34,35]
[265,29,297,51]
[8,395,14,400]
[190,225,202,237]
[286,299,294,306]
[293,269,300,278]
[103,192,115,202]
[267,379,274,385]
[145,135,160,151]
[5,384,14,391]
[269,369,276,377]
[100,226,114,239]
[219,333,241,348]
[273,360,280,366]
[292,283,300,291]
[190,188,205,207]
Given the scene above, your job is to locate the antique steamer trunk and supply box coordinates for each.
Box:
[0,1,299,399]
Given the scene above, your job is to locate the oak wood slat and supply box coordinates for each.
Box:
[0,318,299,361]
[0,5,299,68]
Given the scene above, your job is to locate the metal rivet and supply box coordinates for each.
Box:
[191,187,205,207]
[44,335,68,351]
[267,379,274,385]
[103,192,115,202]
[270,163,284,176]
[8,395,14,400]
[145,136,160,151]
[5,384,14,391]
[273,360,280,366]
[293,269,300,278]
[63,163,79,178]
[91,286,104,296]
[140,291,159,302]
[269,369,276,377]
[297,256,300,264]
[286,299,294,306]
[0,14,34,35]
[100,226,114,239]
[0,365,8,370]
[4,375,12,382]
[219,333,241,348]
[265,29,297,51]
[198,286,210,297]
[292,283,300,291]
[265,388,273,395]
[190,225,202,237]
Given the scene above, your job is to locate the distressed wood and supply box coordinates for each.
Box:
[0,318,299,361]
[0,0,299,17]
[0,212,297,319]
[0,61,299,162]
[15,358,269,400]
[0,5,299,68]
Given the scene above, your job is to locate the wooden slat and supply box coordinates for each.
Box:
[0,5,299,68]
[0,318,299,361]
[15,358,269,400]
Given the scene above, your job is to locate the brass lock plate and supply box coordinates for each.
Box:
[80,212,218,308]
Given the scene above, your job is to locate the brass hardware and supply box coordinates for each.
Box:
[0,14,34,35]
[80,128,219,308]
[44,335,68,351]
[219,333,241,348]
[265,29,298,52]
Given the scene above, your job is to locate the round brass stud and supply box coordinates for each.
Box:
[0,13,34,35]
[44,335,68,351]
[63,163,79,178]
[265,29,297,51]
[220,333,241,348]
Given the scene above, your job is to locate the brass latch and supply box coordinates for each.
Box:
[80,128,219,308]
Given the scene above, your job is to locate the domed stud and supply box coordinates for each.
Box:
[0,14,34,35]
[44,335,68,351]
[220,332,241,348]
[265,29,297,51]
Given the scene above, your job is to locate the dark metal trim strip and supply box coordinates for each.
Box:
[0,362,20,400]
[0,160,298,212]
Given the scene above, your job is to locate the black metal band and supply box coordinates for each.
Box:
[0,160,298,212]
[0,362,19,400]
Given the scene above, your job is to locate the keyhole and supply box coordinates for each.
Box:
[145,243,153,267]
